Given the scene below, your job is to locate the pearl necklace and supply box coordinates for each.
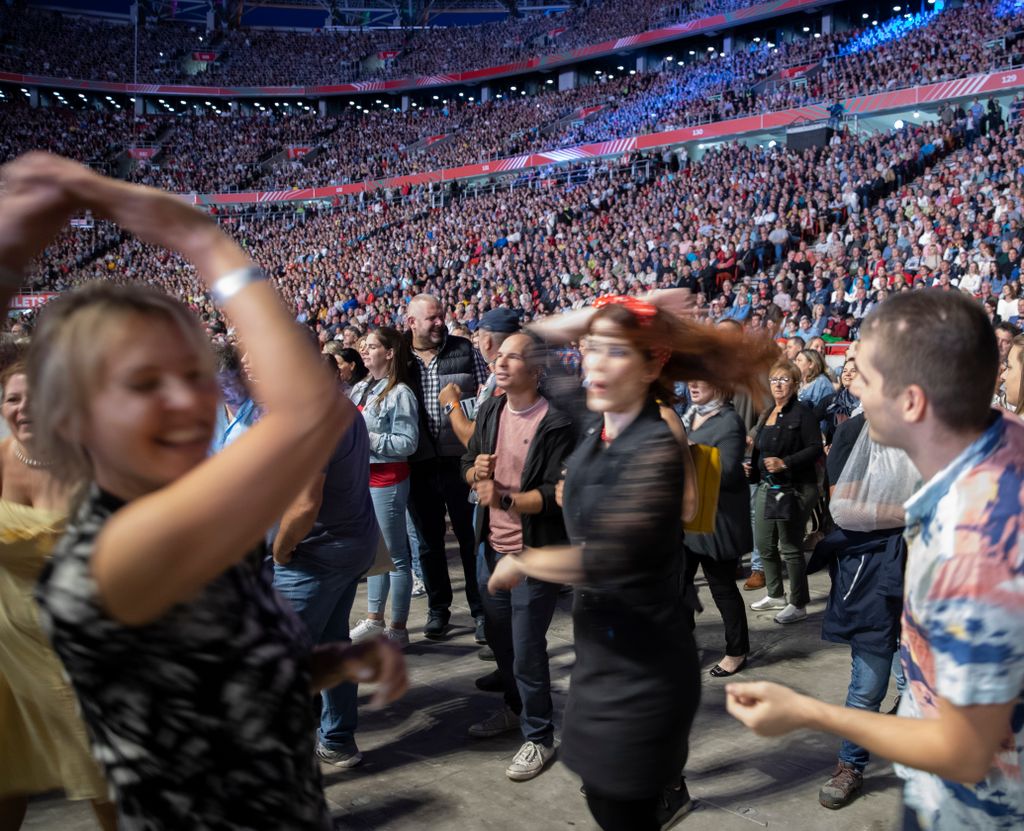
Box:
[13,442,52,469]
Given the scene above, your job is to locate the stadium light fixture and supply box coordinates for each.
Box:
[814,33,821,38]
[617,65,624,70]
[802,26,810,32]
[894,119,905,129]
[753,37,761,42]
[433,94,439,99]
[546,78,554,84]
[913,110,920,118]
[862,12,869,18]
[205,101,212,105]
[872,20,878,25]
[158,99,165,104]
[510,86,517,91]
[893,5,901,10]
[458,92,464,97]
[707,46,715,51]
[768,140,777,147]
[468,96,474,101]
[666,56,674,62]
[594,69,602,74]
[629,69,637,75]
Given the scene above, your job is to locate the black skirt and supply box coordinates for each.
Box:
[561,583,701,799]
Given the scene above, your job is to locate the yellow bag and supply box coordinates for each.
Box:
[684,444,721,535]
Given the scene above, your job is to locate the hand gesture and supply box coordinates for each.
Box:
[439,383,462,409]
[488,554,525,594]
[474,453,497,481]
[763,456,786,474]
[310,639,408,709]
[474,479,500,509]
[725,681,810,737]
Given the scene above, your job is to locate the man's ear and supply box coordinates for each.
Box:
[900,384,928,426]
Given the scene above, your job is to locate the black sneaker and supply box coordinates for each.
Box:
[657,780,693,830]
[474,615,488,645]
[478,645,496,661]
[475,670,503,692]
[423,611,451,640]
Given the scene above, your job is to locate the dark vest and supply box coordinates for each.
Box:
[408,334,477,461]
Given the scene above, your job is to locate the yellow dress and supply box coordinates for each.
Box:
[0,499,108,800]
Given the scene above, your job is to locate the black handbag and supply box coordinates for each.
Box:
[763,483,795,521]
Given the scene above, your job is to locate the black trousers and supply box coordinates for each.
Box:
[683,548,750,657]
[584,789,659,831]
[407,456,482,619]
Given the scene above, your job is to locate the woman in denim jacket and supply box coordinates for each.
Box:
[349,327,419,648]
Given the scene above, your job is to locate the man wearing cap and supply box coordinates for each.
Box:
[440,307,521,448]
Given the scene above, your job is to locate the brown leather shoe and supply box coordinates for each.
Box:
[743,571,766,591]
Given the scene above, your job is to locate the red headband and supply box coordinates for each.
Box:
[592,294,658,325]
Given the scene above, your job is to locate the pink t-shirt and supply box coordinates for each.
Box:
[489,398,549,554]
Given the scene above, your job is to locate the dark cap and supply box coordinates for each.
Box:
[478,307,521,333]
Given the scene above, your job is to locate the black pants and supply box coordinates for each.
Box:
[585,789,659,831]
[407,456,482,619]
[683,549,750,657]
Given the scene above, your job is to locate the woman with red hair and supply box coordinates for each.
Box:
[490,293,775,831]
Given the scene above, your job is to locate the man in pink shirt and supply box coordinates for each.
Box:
[461,333,576,782]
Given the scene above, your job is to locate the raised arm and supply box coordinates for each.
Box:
[20,155,354,625]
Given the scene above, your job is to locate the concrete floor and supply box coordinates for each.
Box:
[25,554,901,831]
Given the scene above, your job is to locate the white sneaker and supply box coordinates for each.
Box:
[750,595,787,611]
[774,604,808,624]
[411,577,427,597]
[350,619,386,643]
[384,627,410,649]
[506,740,555,781]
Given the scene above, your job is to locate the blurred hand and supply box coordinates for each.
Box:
[474,453,497,481]
[643,287,699,318]
[438,383,462,409]
[763,456,786,474]
[742,462,752,478]
[474,479,500,509]
[488,554,525,594]
[725,681,810,737]
[310,640,408,709]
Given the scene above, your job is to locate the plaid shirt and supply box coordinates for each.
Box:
[415,341,490,438]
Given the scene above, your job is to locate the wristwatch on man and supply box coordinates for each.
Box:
[499,493,515,512]
[443,401,456,416]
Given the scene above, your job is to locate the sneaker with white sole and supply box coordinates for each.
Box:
[315,741,362,769]
[774,604,807,624]
[411,577,427,597]
[750,594,787,611]
[349,619,386,643]
[505,740,555,781]
[385,627,410,649]
[468,706,520,738]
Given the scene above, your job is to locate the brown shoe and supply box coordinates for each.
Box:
[743,571,766,591]
[819,760,863,809]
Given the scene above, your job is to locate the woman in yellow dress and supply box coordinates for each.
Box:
[0,362,115,830]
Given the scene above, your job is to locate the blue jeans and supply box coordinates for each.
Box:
[407,510,423,580]
[838,648,907,770]
[274,560,364,751]
[477,542,559,746]
[367,479,413,625]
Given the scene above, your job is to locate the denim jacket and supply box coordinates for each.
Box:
[349,378,419,464]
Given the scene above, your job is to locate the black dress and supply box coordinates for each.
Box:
[560,400,701,799]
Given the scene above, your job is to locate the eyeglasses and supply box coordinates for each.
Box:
[769,377,794,385]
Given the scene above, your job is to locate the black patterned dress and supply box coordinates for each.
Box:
[35,486,332,831]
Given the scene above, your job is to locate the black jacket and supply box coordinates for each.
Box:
[461,395,574,550]
[748,396,823,488]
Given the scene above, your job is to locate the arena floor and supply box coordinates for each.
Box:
[27,547,900,831]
